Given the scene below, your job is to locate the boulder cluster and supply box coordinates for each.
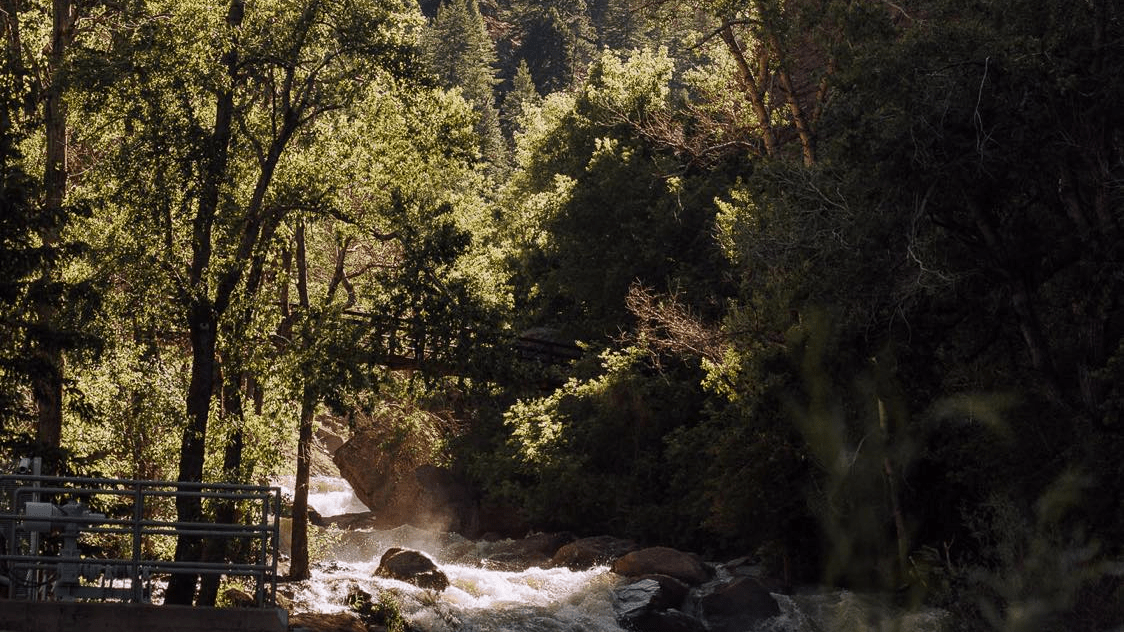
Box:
[349,535,784,632]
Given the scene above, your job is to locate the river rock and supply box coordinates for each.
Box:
[696,576,781,632]
[482,532,576,570]
[641,574,690,607]
[628,609,707,632]
[615,577,687,612]
[611,547,711,586]
[308,507,326,527]
[223,587,257,608]
[321,510,397,530]
[614,579,705,632]
[289,611,367,632]
[550,536,639,570]
[374,547,450,591]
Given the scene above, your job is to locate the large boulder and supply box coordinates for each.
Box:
[332,419,529,538]
[289,612,367,632]
[333,426,484,536]
[696,576,782,632]
[611,547,711,586]
[614,579,705,632]
[374,547,450,591]
[481,532,576,571]
[328,420,526,533]
[550,536,638,570]
[615,577,688,612]
[314,414,348,456]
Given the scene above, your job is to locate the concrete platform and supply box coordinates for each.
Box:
[0,601,288,632]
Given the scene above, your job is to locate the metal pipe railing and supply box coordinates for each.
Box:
[0,473,281,607]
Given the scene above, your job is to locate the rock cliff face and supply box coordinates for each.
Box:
[332,425,465,532]
[331,422,525,538]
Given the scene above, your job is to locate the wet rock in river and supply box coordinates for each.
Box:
[695,576,782,632]
[481,532,576,571]
[616,576,688,611]
[614,578,706,632]
[550,535,639,570]
[374,547,450,591]
[611,547,711,586]
[289,611,368,632]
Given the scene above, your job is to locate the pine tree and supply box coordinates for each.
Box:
[0,52,40,433]
[0,0,98,456]
[504,0,595,94]
[500,59,541,142]
[423,0,507,171]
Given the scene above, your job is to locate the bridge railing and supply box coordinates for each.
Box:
[0,473,280,606]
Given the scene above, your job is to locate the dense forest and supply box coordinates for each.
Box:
[2,0,1122,628]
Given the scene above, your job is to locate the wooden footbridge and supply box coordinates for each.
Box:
[337,311,582,380]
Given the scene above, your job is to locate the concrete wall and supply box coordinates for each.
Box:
[0,601,288,632]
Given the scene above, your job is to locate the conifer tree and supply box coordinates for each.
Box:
[0,43,39,433]
[0,0,97,456]
[504,0,595,93]
[500,59,541,142]
[423,0,507,171]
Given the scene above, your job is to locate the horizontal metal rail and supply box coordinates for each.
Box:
[0,474,281,607]
[2,554,271,573]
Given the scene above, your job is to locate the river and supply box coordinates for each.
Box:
[277,477,949,632]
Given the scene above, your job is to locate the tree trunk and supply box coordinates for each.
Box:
[0,0,27,115]
[197,370,247,607]
[32,0,72,451]
[165,0,245,605]
[719,24,779,158]
[771,53,816,165]
[165,303,218,605]
[288,220,315,581]
[883,454,908,585]
[288,393,316,581]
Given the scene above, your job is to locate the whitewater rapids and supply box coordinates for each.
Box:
[276,476,949,632]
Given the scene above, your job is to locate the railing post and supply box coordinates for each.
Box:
[132,481,143,603]
[271,489,280,605]
[256,490,267,606]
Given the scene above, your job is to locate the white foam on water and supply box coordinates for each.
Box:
[286,552,626,632]
[276,476,627,632]
[280,477,948,632]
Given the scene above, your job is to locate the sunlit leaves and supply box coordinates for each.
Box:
[584,47,674,119]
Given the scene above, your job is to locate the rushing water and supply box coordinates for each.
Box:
[282,477,949,632]
[283,527,626,631]
[274,475,372,516]
[274,477,626,631]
